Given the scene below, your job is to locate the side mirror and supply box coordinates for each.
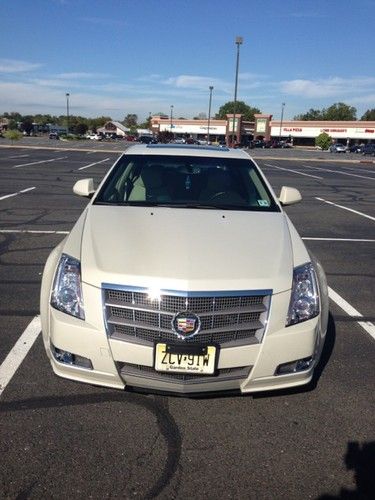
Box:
[73,178,95,198]
[279,186,302,206]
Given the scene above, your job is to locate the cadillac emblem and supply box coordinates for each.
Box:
[172,311,201,340]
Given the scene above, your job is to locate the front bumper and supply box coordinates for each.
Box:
[42,283,323,395]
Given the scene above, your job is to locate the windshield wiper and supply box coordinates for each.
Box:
[94,201,255,210]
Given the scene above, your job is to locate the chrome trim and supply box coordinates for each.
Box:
[102,284,272,347]
[118,362,251,385]
[101,283,272,298]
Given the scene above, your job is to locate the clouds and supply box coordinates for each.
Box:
[280,77,375,102]
[0,59,43,73]
[0,60,374,119]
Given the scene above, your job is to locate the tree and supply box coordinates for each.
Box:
[4,130,22,144]
[8,119,18,130]
[294,108,324,120]
[87,116,112,132]
[20,118,34,135]
[294,103,357,121]
[158,131,174,143]
[123,114,138,128]
[216,101,261,121]
[361,109,375,121]
[315,132,332,150]
[324,102,356,121]
[138,115,152,129]
[75,122,88,136]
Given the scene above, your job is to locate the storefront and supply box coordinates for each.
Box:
[150,115,375,146]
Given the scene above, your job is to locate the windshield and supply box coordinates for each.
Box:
[94,154,280,212]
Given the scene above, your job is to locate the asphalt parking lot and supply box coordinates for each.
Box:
[0,145,374,499]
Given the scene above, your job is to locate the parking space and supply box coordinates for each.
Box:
[0,147,374,499]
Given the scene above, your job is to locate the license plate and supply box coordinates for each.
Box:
[155,343,216,375]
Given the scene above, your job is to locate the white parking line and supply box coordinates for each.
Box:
[302,164,375,181]
[316,197,375,222]
[304,164,375,175]
[0,229,69,234]
[6,154,29,159]
[328,287,375,341]
[78,157,110,170]
[12,156,67,168]
[0,316,41,397]
[264,163,323,180]
[302,237,375,242]
[0,186,36,201]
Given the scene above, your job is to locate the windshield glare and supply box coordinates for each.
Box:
[94,154,279,211]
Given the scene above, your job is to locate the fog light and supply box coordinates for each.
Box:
[276,356,313,375]
[52,346,93,369]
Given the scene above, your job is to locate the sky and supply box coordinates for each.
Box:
[1,0,374,121]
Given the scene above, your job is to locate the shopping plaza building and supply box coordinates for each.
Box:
[150,114,375,146]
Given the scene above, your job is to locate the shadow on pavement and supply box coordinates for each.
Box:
[318,441,375,500]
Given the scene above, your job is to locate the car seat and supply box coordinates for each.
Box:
[141,165,171,202]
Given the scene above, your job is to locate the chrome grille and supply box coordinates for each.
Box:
[104,287,270,346]
[118,362,252,384]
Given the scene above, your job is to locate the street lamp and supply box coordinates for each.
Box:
[170,105,174,135]
[279,102,285,141]
[207,86,214,144]
[232,36,243,146]
[66,93,70,134]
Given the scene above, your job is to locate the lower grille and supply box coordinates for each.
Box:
[118,362,252,384]
[103,286,271,347]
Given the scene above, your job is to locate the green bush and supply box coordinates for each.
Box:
[315,132,332,150]
[3,130,23,143]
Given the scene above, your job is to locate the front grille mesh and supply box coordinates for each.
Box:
[104,287,270,347]
[118,362,252,384]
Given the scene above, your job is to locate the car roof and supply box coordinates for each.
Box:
[123,144,251,159]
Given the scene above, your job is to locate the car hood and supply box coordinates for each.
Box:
[79,206,295,294]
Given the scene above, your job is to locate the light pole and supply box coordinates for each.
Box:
[170,105,174,136]
[232,36,243,146]
[66,93,70,134]
[207,86,214,144]
[279,102,285,141]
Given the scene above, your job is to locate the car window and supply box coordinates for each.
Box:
[94,154,280,212]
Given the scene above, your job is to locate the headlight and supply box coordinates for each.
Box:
[51,254,85,320]
[286,262,319,326]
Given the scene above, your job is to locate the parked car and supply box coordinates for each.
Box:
[41,144,329,395]
[49,133,60,140]
[249,140,265,149]
[138,135,154,144]
[85,134,102,141]
[329,143,347,153]
[362,143,375,156]
[347,144,363,153]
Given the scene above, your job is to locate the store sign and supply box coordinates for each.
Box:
[271,125,375,139]
[321,128,347,133]
[256,118,267,133]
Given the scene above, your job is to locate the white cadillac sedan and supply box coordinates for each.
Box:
[40,144,329,394]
